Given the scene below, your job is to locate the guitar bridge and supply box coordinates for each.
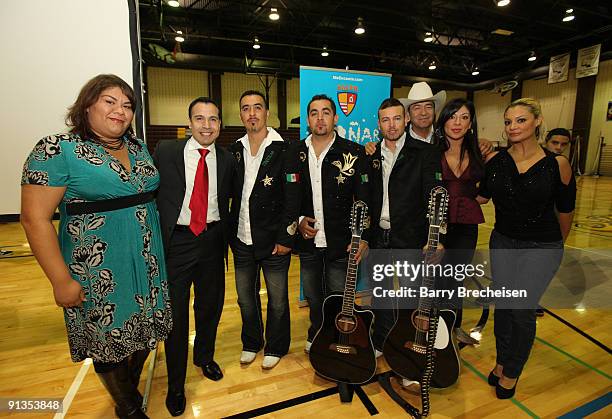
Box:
[404,341,427,354]
[329,344,357,355]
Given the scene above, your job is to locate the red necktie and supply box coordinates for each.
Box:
[189,148,209,236]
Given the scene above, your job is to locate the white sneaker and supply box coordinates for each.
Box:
[240,351,257,364]
[262,355,281,369]
[304,341,312,354]
[401,378,420,387]
[375,349,383,359]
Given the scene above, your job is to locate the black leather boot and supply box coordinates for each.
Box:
[128,349,150,405]
[97,362,149,419]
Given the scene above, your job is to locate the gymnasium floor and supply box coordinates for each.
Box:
[1,176,610,418]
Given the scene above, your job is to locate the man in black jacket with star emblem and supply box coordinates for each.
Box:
[295,94,370,353]
[228,90,301,370]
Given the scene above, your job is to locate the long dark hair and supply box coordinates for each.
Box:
[435,98,483,170]
[66,74,136,142]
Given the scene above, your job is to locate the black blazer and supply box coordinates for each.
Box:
[228,136,301,260]
[295,134,370,261]
[368,136,442,249]
[153,139,234,257]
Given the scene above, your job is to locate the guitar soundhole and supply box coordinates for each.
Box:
[335,314,357,334]
[411,310,430,332]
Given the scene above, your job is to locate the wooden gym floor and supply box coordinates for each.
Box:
[1,176,610,418]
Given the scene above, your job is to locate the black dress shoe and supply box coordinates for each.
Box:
[165,390,186,416]
[201,360,223,381]
[488,371,500,387]
[496,378,518,399]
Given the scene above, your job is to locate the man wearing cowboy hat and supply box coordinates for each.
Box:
[400,81,446,145]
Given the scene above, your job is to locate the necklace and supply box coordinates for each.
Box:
[96,137,125,151]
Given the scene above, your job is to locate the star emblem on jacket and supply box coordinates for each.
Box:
[335,173,346,184]
[262,174,273,187]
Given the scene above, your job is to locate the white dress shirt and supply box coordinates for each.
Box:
[409,124,434,144]
[237,127,284,245]
[303,133,336,248]
[380,132,406,229]
[177,137,219,226]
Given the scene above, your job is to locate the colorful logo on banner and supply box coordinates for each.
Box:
[337,89,358,116]
[299,66,391,146]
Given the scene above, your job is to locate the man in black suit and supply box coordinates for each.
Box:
[295,94,370,353]
[367,97,443,357]
[229,90,301,370]
[154,97,234,416]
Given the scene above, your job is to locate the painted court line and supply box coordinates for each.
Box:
[53,358,91,419]
[461,358,540,419]
[557,391,612,419]
[534,336,612,380]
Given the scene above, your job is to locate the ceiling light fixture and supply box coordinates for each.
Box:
[497,0,510,6]
[563,8,575,22]
[472,67,480,76]
[354,17,365,35]
[253,37,261,49]
[423,31,434,43]
[269,7,280,21]
[528,51,537,61]
[321,46,329,57]
[428,61,437,70]
[167,0,180,7]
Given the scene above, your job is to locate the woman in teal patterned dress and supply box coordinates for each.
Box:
[21,74,172,419]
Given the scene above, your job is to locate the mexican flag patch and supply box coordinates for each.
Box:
[286,173,300,182]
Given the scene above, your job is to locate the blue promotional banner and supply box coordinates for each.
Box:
[298,67,391,302]
[299,66,392,144]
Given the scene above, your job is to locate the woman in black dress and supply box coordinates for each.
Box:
[477,98,575,399]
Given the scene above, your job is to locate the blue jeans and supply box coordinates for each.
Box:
[490,229,563,378]
[300,249,348,342]
[232,239,291,357]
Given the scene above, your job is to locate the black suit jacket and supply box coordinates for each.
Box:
[153,139,234,258]
[228,136,301,260]
[368,136,442,249]
[295,134,370,261]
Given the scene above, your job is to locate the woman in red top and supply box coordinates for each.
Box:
[436,98,486,345]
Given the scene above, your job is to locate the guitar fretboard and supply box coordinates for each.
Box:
[418,224,441,313]
[341,235,361,316]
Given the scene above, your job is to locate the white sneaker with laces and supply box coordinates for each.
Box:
[262,355,281,369]
[240,351,257,364]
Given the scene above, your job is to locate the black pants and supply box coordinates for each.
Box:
[299,249,349,342]
[489,229,563,378]
[232,238,291,357]
[442,223,478,327]
[371,229,395,351]
[165,223,225,392]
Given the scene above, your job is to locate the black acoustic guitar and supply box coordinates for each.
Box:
[383,186,460,389]
[309,200,376,384]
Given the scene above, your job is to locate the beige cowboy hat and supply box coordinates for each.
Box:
[398,82,446,111]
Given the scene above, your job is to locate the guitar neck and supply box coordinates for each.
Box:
[341,235,361,316]
[418,225,441,313]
